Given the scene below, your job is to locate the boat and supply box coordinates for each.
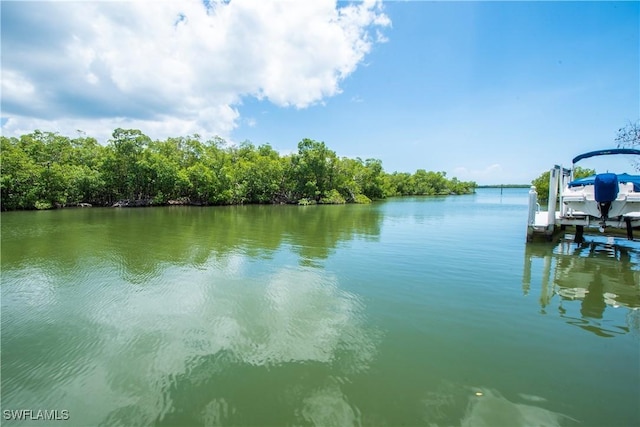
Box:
[562,149,640,223]
[527,148,640,242]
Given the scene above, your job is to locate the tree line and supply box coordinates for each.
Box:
[1,129,476,211]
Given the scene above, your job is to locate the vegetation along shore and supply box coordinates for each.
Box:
[1,129,476,211]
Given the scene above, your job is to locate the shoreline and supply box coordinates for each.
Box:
[1,190,478,212]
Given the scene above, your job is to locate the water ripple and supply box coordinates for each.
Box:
[2,259,378,425]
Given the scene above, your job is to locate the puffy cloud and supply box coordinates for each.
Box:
[1,0,389,142]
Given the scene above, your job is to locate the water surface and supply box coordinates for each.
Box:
[2,189,639,426]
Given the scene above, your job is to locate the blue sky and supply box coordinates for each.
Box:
[1,1,638,184]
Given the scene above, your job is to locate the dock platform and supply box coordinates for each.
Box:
[527,209,640,242]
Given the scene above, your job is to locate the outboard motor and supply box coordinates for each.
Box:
[594,173,619,220]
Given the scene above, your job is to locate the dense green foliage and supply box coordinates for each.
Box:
[476,184,530,188]
[531,166,595,202]
[1,129,476,210]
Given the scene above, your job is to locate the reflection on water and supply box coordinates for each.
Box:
[297,381,362,427]
[460,387,577,427]
[2,258,378,426]
[1,204,383,281]
[3,192,639,426]
[421,382,578,427]
[0,205,381,426]
[523,236,640,337]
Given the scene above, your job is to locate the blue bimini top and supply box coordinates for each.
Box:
[572,148,640,164]
[568,173,640,192]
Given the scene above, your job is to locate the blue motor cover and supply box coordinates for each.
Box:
[594,173,619,203]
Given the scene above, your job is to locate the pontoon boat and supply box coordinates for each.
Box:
[562,149,640,225]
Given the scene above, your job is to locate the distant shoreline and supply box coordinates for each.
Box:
[475,184,529,188]
[0,190,478,213]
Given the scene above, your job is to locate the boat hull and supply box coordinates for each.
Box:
[562,181,640,220]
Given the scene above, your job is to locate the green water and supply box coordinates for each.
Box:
[2,188,639,426]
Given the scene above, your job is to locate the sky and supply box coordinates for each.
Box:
[1,0,638,184]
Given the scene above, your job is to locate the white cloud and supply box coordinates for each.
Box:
[1,0,390,143]
[1,69,36,98]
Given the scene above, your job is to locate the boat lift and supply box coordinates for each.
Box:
[526,163,640,243]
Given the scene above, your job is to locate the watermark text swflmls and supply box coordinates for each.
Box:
[3,409,70,421]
